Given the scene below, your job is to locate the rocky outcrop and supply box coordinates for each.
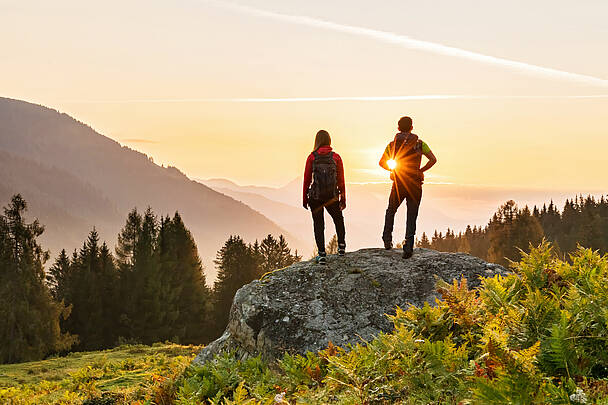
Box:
[194,248,505,365]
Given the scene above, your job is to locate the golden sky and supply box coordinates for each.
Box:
[2,0,607,189]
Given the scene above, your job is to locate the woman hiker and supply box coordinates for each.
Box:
[302,130,346,265]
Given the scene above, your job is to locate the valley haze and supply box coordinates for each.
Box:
[1,96,602,283]
[199,177,604,256]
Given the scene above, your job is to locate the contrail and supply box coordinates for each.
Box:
[65,95,474,103]
[63,95,608,104]
[204,0,608,88]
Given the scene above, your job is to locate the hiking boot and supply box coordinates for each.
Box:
[338,244,346,256]
[315,252,327,265]
[402,238,414,259]
[383,238,393,250]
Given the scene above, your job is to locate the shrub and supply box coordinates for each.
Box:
[175,242,608,404]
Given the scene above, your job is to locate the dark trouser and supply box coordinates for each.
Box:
[309,198,346,253]
[382,181,422,243]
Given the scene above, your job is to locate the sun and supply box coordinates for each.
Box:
[387,159,397,170]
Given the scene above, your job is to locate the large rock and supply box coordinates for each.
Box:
[194,248,505,364]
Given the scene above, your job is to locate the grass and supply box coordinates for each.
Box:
[0,343,203,404]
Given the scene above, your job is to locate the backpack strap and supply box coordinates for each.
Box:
[391,140,402,159]
[312,151,318,159]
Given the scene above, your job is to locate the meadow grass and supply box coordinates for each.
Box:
[0,343,202,404]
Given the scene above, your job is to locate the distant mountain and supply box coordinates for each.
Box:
[202,178,243,190]
[0,97,304,280]
[200,177,302,208]
[200,177,591,252]
[198,182,311,250]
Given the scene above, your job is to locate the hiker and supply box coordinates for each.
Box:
[303,130,346,265]
[379,116,437,258]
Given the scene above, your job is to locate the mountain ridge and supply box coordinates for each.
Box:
[0,97,306,280]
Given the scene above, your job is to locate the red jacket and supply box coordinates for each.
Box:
[302,145,346,206]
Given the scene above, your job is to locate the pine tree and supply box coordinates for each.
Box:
[259,234,301,274]
[47,249,71,301]
[65,231,101,349]
[159,212,212,343]
[559,199,578,253]
[573,196,602,251]
[278,235,301,265]
[444,229,458,252]
[97,241,119,346]
[115,208,142,270]
[123,207,172,343]
[538,200,562,248]
[0,195,75,363]
[417,232,431,248]
[470,225,490,260]
[56,229,120,350]
[511,206,544,259]
[114,208,143,340]
[259,234,280,274]
[212,236,259,336]
[457,233,471,253]
[487,201,516,265]
[488,202,544,266]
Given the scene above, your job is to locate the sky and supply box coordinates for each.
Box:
[1,0,607,190]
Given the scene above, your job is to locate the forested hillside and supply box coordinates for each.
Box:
[0,194,301,364]
[419,195,608,265]
[0,97,304,276]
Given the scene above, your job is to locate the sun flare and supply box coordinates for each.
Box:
[387,159,397,170]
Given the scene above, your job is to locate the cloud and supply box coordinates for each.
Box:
[204,0,608,88]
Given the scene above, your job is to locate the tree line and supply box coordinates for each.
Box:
[0,194,300,364]
[417,195,608,265]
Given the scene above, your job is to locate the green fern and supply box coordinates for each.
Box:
[173,242,608,404]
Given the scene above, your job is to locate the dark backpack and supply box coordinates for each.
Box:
[308,151,338,202]
[389,134,423,184]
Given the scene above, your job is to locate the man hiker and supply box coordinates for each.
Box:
[379,116,437,258]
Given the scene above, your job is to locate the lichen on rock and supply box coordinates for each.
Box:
[194,248,506,365]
